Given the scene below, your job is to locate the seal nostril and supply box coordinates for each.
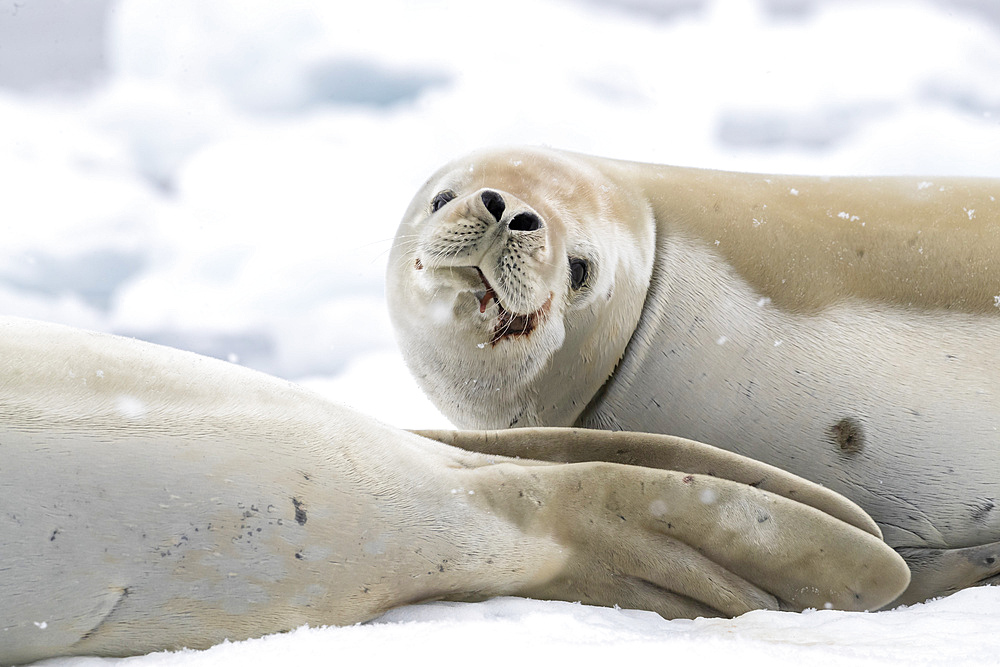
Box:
[508,212,542,232]
[481,190,506,222]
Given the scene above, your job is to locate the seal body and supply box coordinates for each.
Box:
[387,147,1000,603]
[0,317,909,663]
[0,318,552,661]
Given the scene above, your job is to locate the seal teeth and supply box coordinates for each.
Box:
[475,268,497,313]
[478,288,496,313]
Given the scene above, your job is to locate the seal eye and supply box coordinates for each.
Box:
[569,258,589,290]
[430,190,456,213]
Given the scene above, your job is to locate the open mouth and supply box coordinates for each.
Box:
[475,268,552,345]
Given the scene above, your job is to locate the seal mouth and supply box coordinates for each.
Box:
[475,268,552,346]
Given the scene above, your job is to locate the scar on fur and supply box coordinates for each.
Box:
[831,417,864,454]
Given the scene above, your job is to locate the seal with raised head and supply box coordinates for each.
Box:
[386,146,1000,605]
[0,317,908,664]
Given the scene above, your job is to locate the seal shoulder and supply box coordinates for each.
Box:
[592,155,1000,314]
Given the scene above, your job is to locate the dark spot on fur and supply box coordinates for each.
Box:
[415,258,423,270]
[49,529,59,542]
[970,499,995,523]
[292,497,307,525]
[682,475,694,484]
[986,557,996,566]
[830,417,865,454]
[295,551,303,560]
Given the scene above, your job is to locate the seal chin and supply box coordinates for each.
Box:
[474,268,553,346]
[408,261,554,347]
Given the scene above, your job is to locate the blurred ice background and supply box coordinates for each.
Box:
[3,1,1000,664]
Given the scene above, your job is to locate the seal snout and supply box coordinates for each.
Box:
[480,189,543,232]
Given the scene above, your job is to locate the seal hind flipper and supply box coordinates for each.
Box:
[469,460,909,614]
[413,427,883,538]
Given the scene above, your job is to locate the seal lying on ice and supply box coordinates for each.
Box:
[387,146,1000,604]
[0,317,906,663]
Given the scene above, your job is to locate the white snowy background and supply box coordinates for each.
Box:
[2,0,1000,664]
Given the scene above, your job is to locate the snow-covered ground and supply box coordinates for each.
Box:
[3,0,999,664]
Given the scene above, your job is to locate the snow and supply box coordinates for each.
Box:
[33,591,1000,667]
[2,0,999,664]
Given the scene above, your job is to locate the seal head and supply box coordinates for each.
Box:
[387,147,655,428]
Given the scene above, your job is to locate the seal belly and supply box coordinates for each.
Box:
[576,235,1000,553]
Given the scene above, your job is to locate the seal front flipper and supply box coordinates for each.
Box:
[464,460,910,615]
[0,583,126,665]
[413,427,883,538]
